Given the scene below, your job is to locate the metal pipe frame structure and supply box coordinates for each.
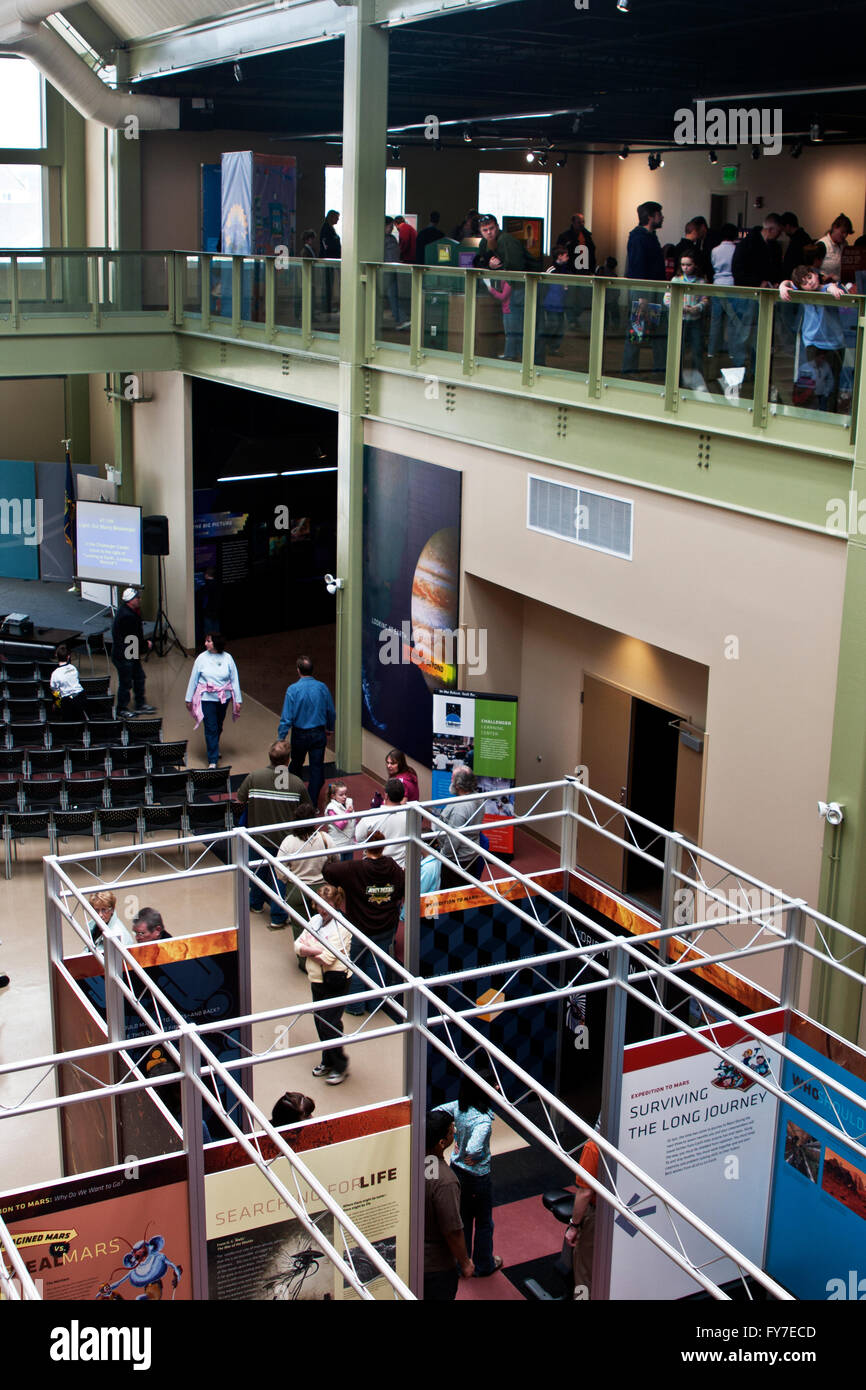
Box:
[1,777,864,1301]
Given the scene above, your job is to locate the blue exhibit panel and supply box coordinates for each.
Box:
[0,459,39,579]
[765,1034,866,1299]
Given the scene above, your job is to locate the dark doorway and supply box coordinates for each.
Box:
[191,379,338,644]
[624,698,679,908]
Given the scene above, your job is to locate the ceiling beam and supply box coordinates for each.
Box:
[124,0,522,83]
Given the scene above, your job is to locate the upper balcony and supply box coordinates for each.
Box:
[0,249,861,464]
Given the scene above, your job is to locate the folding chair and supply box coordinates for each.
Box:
[108,744,147,774]
[64,776,107,811]
[67,746,109,777]
[188,767,232,801]
[51,808,98,853]
[148,740,187,772]
[26,749,67,779]
[148,771,188,806]
[4,810,53,877]
[125,718,162,746]
[108,773,148,808]
[20,777,65,811]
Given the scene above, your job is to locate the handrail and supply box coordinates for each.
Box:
[0,249,861,445]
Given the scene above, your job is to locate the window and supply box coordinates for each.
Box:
[324,166,406,223]
[0,57,44,148]
[477,171,552,250]
[0,165,46,248]
[528,475,633,560]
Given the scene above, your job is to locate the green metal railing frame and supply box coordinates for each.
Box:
[0,249,862,447]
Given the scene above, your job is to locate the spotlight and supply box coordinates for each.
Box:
[555,153,568,167]
[708,149,718,164]
[324,574,344,595]
[648,151,664,170]
[232,61,243,83]
[751,145,761,160]
[619,144,629,160]
[818,801,844,826]
[462,127,472,144]
[791,140,803,159]
[537,152,548,168]
[810,119,823,143]
[616,0,629,11]
[526,150,536,163]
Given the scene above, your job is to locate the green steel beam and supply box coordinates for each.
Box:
[334,0,389,775]
[176,335,340,410]
[60,99,86,249]
[810,306,866,1040]
[0,333,177,375]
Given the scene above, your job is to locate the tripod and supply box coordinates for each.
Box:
[151,555,186,658]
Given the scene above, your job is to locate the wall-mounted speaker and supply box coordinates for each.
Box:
[143,514,169,556]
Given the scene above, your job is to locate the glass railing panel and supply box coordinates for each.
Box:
[183,255,201,315]
[209,257,233,319]
[677,286,758,408]
[473,271,526,365]
[768,293,855,425]
[420,266,464,355]
[373,263,411,345]
[274,260,302,330]
[240,257,266,324]
[601,282,669,390]
[311,259,340,334]
[533,274,593,374]
[8,253,90,313]
[14,254,48,308]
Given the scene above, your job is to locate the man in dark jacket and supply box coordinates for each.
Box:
[557,213,596,275]
[730,215,783,369]
[415,211,445,263]
[112,588,155,718]
[319,209,341,314]
[780,212,812,280]
[623,201,667,375]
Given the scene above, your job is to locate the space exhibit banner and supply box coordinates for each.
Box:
[203,1100,410,1300]
[764,1013,866,1300]
[608,1010,784,1299]
[361,446,462,765]
[432,689,519,854]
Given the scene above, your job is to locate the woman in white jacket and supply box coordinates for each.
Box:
[184,632,242,767]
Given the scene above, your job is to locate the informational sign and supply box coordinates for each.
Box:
[765,1013,866,1300]
[609,1010,784,1299]
[362,446,462,765]
[0,1157,191,1301]
[432,689,518,853]
[204,1101,410,1300]
[75,499,142,587]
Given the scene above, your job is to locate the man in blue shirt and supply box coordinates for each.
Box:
[278,655,335,807]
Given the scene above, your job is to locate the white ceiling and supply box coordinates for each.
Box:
[83,0,266,42]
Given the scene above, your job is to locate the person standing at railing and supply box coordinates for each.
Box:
[319,209,340,315]
[817,214,854,284]
[779,266,854,413]
[383,216,408,330]
[477,213,528,361]
[730,214,783,372]
[664,251,709,391]
[622,201,667,377]
[707,224,740,358]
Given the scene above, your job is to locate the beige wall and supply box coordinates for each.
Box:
[597,143,866,274]
[137,129,598,254]
[88,376,114,469]
[364,420,846,910]
[0,379,65,458]
[131,372,194,647]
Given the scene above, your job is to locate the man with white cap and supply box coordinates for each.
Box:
[111,587,156,718]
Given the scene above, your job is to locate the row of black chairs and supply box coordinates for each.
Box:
[3,800,239,877]
[4,717,162,751]
[0,741,188,778]
[2,676,109,701]
[3,696,115,723]
[0,766,232,814]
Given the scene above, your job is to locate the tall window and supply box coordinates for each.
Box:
[324,166,406,222]
[0,58,46,248]
[0,57,44,147]
[477,171,552,251]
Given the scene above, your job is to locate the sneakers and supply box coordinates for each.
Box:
[474,1256,504,1277]
[267,920,287,931]
[311,1062,330,1077]
[208,763,217,769]
[136,704,157,714]
[325,1069,349,1085]
[249,904,265,915]
[118,709,133,719]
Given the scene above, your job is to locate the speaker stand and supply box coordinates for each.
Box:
[151,556,186,658]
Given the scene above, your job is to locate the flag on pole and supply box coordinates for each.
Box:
[63,441,75,549]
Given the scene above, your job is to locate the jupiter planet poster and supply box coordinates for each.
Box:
[362,446,462,765]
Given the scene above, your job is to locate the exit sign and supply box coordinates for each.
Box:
[722,165,739,184]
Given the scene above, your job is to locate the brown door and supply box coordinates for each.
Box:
[578,675,633,891]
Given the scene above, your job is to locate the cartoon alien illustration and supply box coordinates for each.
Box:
[96,1228,183,1300]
